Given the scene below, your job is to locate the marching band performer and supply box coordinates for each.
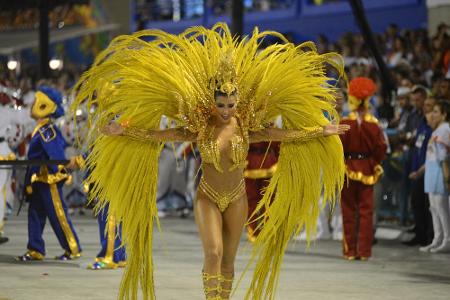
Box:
[16,86,82,261]
[339,77,387,260]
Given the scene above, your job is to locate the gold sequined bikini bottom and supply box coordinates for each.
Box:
[198,178,245,212]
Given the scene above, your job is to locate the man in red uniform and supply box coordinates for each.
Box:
[340,77,387,260]
[244,141,279,242]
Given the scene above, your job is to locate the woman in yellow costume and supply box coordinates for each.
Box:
[73,23,349,300]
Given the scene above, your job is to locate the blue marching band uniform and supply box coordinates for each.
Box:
[17,86,82,261]
[90,202,126,269]
[17,85,125,268]
[73,152,126,269]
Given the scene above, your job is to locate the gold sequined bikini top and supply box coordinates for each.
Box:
[197,123,249,173]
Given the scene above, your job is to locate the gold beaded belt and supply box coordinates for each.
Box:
[199,178,245,212]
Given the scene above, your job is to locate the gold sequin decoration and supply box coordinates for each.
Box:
[197,120,249,173]
[282,126,324,142]
[199,178,245,212]
[123,127,161,142]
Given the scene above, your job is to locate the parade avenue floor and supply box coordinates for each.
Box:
[0,212,449,300]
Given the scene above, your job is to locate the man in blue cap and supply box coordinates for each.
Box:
[16,86,82,261]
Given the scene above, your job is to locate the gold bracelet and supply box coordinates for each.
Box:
[123,126,157,142]
[284,126,323,142]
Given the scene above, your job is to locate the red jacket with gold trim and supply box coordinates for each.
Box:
[339,112,387,185]
[244,142,280,179]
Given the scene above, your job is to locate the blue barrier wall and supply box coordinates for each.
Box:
[135,0,427,42]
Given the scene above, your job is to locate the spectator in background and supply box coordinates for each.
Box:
[387,36,412,68]
[431,33,450,75]
[424,96,437,114]
[394,85,421,226]
[411,41,432,85]
[408,85,428,136]
[403,86,434,246]
[400,77,415,89]
[316,34,329,54]
[385,23,399,54]
[437,78,450,100]
[421,101,450,253]
[390,87,413,136]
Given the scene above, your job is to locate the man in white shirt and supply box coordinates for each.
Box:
[0,94,19,243]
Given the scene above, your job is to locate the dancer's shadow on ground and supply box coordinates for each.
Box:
[0,254,80,268]
[284,250,342,260]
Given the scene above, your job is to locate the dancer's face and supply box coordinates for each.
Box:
[214,95,237,124]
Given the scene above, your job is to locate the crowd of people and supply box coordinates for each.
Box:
[312,22,450,254]
[1,22,450,260]
[133,0,295,25]
[0,2,99,32]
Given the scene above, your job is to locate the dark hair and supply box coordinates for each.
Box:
[209,77,237,99]
[214,90,237,99]
[434,100,450,122]
[411,85,427,98]
[438,22,448,33]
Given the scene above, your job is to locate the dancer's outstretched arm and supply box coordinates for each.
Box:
[101,122,196,142]
[249,124,350,143]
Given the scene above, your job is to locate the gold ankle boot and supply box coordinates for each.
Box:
[219,272,234,300]
[202,271,221,300]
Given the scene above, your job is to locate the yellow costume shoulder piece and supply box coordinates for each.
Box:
[342,112,379,124]
[342,112,357,121]
[364,113,379,124]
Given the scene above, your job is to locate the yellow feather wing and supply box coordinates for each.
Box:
[71,25,232,300]
[234,32,346,300]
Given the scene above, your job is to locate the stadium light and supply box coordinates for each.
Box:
[49,58,63,70]
[7,59,18,70]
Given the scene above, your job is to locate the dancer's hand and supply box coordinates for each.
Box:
[100,122,124,136]
[323,124,350,136]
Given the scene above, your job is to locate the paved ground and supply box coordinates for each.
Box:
[0,212,450,300]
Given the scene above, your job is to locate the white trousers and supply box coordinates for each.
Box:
[0,141,13,233]
[0,172,5,233]
[0,171,14,231]
[428,193,450,245]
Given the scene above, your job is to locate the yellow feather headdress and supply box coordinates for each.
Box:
[210,49,239,96]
